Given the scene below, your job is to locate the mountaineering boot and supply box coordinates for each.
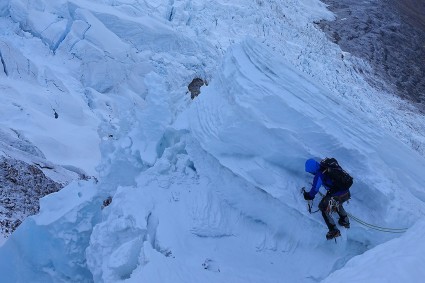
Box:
[338,217,350,228]
[326,228,341,240]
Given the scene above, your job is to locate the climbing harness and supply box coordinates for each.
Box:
[326,197,340,213]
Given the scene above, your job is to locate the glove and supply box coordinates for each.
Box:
[303,191,314,200]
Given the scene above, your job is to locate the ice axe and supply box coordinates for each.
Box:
[301,187,319,214]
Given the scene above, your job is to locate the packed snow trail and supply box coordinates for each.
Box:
[0,0,425,282]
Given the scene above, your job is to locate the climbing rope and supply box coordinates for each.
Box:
[346,212,408,233]
[301,188,408,233]
[320,192,408,233]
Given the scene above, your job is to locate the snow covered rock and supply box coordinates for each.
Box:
[0,156,62,236]
[0,126,90,241]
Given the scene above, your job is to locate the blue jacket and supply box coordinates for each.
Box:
[305,158,348,198]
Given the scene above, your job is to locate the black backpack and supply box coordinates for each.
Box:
[320,158,353,193]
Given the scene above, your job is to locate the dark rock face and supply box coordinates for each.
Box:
[0,157,63,236]
[317,0,425,109]
[395,0,425,31]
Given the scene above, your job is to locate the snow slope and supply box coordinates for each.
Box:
[0,0,425,282]
[0,13,100,176]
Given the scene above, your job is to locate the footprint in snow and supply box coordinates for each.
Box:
[202,258,220,272]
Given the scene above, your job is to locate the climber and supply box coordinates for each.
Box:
[303,158,353,240]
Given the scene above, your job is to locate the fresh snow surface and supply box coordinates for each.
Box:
[0,0,425,282]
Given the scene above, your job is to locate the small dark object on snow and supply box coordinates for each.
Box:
[188,78,205,99]
[102,196,112,209]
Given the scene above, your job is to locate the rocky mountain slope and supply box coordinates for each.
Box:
[0,156,63,236]
[0,127,90,241]
[318,0,425,110]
